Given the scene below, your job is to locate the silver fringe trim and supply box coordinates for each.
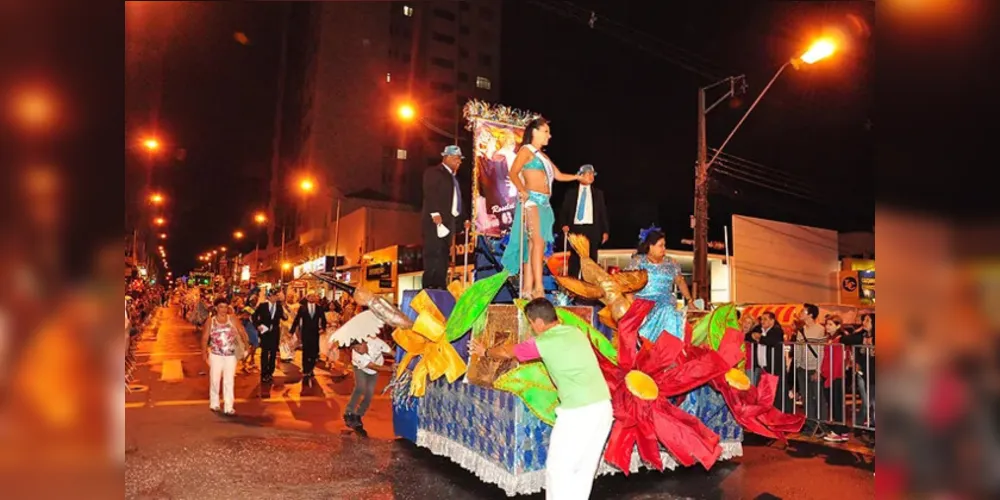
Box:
[462,99,542,131]
[415,430,743,497]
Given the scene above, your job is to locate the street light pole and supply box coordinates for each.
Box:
[692,38,836,301]
[693,75,745,301]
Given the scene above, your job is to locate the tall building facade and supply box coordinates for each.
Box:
[286,0,502,228]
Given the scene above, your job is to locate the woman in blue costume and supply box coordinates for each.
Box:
[502,118,582,298]
[627,227,745,456]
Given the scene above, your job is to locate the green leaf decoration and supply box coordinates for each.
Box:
[444,270,510,342]
[556,308,618,366]
[494,362,558,426]
[691,303,740,350]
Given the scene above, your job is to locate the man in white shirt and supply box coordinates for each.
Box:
[344,336,392,430]
[794,304,826,421]
[559,165,610,278]
[422,145,465,289]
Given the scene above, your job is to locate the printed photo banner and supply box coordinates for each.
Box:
[463,100,541,239]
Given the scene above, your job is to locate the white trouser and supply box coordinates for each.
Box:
[546,400,614,500]
[209,353,237,412]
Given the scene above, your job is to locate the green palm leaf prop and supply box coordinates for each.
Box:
[444,270,510,342]
[691,303,740,350]
[494,362,558,426]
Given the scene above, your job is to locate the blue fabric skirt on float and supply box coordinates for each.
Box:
[501,191,555,274]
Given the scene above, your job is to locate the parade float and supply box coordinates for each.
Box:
[320,101,804,497]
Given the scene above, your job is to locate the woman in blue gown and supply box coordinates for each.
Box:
[626,227,745,458]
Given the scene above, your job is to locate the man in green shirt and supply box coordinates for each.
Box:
[471,298,613,499]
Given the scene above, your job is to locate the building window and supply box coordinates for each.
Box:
[431,57,455,69]
[396,149,408,160]
[475,76,492,90]
[457,72,468,83]
[432,32,455,44]
[459,47,469,58]
[432,8,455,21]
[386,72,392,83]
[478,53,493,67]
[480,6,494,21]
[430,81,455,93]
[459,25,470,35]
[403,5,414,17]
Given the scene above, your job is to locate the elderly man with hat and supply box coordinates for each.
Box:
[422,145,465,289]
[559,164,610,278]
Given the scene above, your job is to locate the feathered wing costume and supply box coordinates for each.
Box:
[310,273,415,349]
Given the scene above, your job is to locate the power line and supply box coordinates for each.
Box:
[712,164,817,201]
[710,152,814,193]
[525,0,731,81]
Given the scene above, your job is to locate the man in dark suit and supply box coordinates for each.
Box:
[253,290,287,384]
[746,312,788,410]
[559,164,609,278]
[422,145,465,289]
[290,292,327,383]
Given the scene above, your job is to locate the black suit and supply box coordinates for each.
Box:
[746,324,788,410]
[559,185,610,277]
[422,164,463,289]
[253,300,286,380]
[290,302,327,376]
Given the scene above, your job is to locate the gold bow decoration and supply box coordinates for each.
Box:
[392,291,468,397]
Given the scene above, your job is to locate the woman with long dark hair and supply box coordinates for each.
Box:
[501,118,582,298]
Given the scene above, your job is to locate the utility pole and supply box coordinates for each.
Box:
[693,75,745,301]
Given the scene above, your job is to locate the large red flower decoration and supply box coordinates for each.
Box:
[599,299,733,473]
[695,327,807,442]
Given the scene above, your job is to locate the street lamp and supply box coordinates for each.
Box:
[691,37,836,300]
[154,217,166,226]
[234,230,245,240]
[299,177,316,194]
[158,233,167,240]
[149,192,165,205]
[396,103,456,139]
[397,104,416,121]
[143,138,160,151]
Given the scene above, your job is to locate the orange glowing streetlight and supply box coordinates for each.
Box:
[253,212,268,225]
[397,104,415,121]
[233,230,245,240]
[158,233,167,240]
[143,138,160,151]
[694,36,839,295]
[154,217,166,226]
[798,38,836,65]
[149,192,165,205]
[281,261,292,271]
[219,246,227,252]
[299,177,316,194]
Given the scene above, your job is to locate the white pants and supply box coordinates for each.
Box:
[546,400,614,500]
[209,354,237,412]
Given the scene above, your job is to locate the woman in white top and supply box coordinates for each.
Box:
[201,297,248,415]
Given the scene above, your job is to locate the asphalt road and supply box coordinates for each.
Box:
[125,306,874,499]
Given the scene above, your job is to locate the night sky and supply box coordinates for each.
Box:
[125,1,873,277]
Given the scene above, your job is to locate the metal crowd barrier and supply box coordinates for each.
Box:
[744,340,875,436]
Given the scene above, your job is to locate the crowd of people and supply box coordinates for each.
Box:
[741,305,876,443]
[172,280,393,428]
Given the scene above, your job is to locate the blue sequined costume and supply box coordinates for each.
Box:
[627,253,744,447]
[626,254,685,342]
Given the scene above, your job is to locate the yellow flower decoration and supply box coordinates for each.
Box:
[392,291,468,397]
